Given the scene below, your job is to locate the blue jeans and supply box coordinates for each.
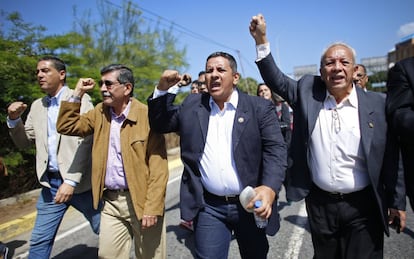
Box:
[28,174,101,259]
[194,198,269,259]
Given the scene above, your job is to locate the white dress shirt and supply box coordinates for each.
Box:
[308,88,369,193]
[199,91,242,196]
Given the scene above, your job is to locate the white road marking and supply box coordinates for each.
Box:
[284,202,307,259]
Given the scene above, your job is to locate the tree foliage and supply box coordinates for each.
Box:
[70,0,188,103]
[0,1,188,198]
[0,11,46,197]
[238,76,259,95]
[366,71,388,93]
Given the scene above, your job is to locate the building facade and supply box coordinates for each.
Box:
[388,33,414,68]
[293,64,318,80]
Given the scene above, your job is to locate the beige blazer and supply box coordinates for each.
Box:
[57,98,168,219]
[8,87,94,193]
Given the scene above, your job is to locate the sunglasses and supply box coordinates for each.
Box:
[98,80,123,89]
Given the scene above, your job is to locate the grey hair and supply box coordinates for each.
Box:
[320,42,357,67]
[100,64,134,96]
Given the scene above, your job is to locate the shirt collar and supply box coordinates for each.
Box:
[324,86,358,110]
[209,88,239,111]
[110,100,131,120]
[47,86,67,106]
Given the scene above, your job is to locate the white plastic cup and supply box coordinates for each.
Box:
[239,186,255,213]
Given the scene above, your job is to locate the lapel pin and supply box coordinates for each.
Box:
[368,122,374,128]
[238,117,244,123]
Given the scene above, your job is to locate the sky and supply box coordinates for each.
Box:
[1,0,414,82]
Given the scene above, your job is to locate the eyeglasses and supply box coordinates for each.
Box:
[98,80,123,90]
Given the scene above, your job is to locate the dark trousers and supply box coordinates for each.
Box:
[305,185,384,259]
[194,196,268,259]
[401,146,414,212]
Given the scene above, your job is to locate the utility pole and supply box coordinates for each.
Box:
[236,50,249,91]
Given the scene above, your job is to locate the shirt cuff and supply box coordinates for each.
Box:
[152,84,180,99]
[6,117,21,128]
[64,179,78,187]
[68,95,81,103]
[256,42,271,61]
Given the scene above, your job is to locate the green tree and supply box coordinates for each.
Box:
[71,0,188,103]
[366,71,388,93]
[0,11,45,197]
[238,76,259,95]
[0,1,188,198]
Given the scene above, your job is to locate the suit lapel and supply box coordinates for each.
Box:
[233,91,249,151]
[307,82,326,137]
[357,89,375,158]
[196,91,248,151]
[196,94,211,146]
[40,97,49,151]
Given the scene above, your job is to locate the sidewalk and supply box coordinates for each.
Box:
[0,189,39,241]
[0,147,181,241]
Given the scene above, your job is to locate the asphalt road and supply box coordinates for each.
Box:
[5,159,414,259]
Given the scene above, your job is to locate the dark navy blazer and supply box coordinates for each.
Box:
[148,89,287,235]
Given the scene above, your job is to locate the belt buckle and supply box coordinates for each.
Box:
[224,195,237,202]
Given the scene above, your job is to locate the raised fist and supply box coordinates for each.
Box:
[7,101,28,120]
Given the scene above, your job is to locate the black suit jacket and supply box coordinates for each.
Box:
[148,89,287,235]
[257,53,405,235]
[386,57,414,209]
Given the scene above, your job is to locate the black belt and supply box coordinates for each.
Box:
[312,184,370,200]
[46,170,61,179]
[204,190,239,203]
[105,188,129,193]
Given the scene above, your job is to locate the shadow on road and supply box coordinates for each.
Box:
[283,214,310,233]
[52,244,98,259]
[165,202,196,257]
[278,201,292,211]
[402,226,414,239]
[166,224,196,257]
[5,239,26,259]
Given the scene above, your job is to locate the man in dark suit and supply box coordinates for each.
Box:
[249,14,406,259]
[386,57,414,211]
[148,52,287,258]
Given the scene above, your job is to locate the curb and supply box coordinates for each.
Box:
[0,212,37,241]
[0,189,40,207]
[0,189,40,241]
[0,155,182,241]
